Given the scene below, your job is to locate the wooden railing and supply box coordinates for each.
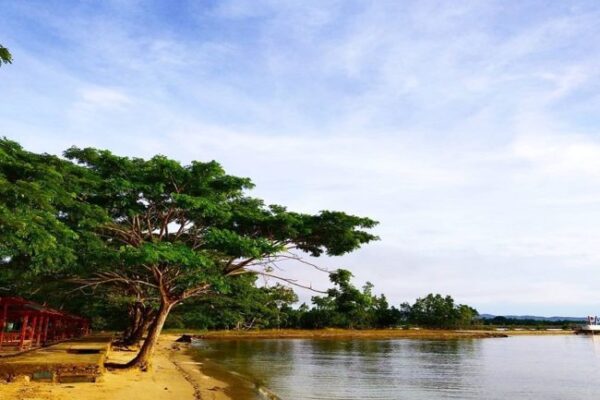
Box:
[0,332,33,350]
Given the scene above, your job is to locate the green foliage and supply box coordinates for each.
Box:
[167,273,478,331]
[167,274,298,330]
[481,316,579,329]
[1,139,378,358]
[0,44,12,66]
[295,289,477,330]
[296,269,402,329]
[402,294,478,329]
[204,228,282,258]
[60,146,378,306]
[0,138,106,286]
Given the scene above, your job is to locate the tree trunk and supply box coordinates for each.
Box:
[110,300,173,371]
[123,303,142,343]
[123,308,154,346]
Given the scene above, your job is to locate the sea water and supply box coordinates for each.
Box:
[191,335,600,400]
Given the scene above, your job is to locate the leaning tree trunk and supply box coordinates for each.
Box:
[123,308,155,346]
[123,314,153,346]
[124,300,173,371]
[122,303,142,343]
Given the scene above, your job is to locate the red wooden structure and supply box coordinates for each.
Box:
[0,297,90,352]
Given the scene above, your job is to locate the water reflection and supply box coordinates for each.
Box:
[191,336,600,400]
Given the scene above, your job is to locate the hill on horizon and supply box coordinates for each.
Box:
[479,314,586,322]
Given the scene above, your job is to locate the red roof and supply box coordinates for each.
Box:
[0,297,87,320]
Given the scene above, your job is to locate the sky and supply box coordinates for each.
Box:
[2,0,600,316]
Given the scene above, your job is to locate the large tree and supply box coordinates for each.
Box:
[64,147,378,369]
[304,269,378,329]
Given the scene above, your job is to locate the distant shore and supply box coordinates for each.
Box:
[171,328,577,340]
[169,328,573,340]
[501,329,575,336]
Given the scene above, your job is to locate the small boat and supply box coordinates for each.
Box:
[576,316,600,334]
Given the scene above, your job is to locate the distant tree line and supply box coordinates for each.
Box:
[165,269,480,330]
[481,316,579,330]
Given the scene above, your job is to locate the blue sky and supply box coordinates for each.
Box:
[2,1,600,315]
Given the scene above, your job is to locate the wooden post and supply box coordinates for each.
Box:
[29,315,38,344]
[42,317,50,345]
[0,302,8,350]
[36,316,45,346]
[58,319,62,340]
[19,314,29,350]
[50,317,56,342]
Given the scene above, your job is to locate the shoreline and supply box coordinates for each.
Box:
[170,338,252,400]
[169,328,575,340]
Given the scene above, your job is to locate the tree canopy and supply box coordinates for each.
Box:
[0,139,105,287]
[401,293,478,329]
[63,146,377,368]
[0,139,378,369]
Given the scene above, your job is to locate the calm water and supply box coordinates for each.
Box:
[191,335,600,400]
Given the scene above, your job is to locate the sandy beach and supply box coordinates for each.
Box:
[0,335,233,400]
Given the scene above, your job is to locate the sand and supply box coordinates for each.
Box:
[0,335,233,400]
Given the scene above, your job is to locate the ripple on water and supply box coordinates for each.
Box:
[191,336,600,400]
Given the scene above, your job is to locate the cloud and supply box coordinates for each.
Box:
[3,0,600,315]
[513,133,600,178]
[79,86,132,108]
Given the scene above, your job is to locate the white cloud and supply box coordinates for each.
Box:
[79,86,132,109]
[513,133,600,178]
[3,1,600,315]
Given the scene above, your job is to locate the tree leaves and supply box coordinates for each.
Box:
[0,44,12,66]
[404,293,479,329]
[0,138,106,278]
[1,139,380,346]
